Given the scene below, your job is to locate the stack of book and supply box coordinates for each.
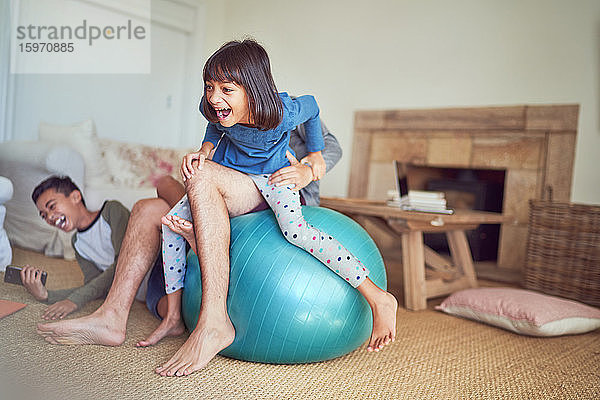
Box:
[387,190,454,214]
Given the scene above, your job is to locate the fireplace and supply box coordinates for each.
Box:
[418,167,505,261]
[348,104,579,276]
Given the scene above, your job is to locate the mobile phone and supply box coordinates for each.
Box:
[3,265,47,286]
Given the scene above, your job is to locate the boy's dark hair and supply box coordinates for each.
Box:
[200,39,283,131]
[32,175,86,207]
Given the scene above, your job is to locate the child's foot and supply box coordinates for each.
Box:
[357,278,399,352]
[136,316,186,347]
[367,291,398,352]
[162,214,197,254]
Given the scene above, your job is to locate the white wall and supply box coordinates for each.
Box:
[8,0,205,148]
[11,25,187,146]
[6,0,599,203]
[202,0,600,204]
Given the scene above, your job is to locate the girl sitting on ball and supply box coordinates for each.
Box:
[156,39,398,375]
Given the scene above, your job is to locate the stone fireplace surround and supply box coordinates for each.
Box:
[348,104,579,275]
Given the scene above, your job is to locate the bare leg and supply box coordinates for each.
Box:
[137,213,196,347]
[156,175,185,208]
[249,174,397,354]
[37,198,170,346]
[156,160,263,377]
[136,289,185,347]
[356,278,398,352]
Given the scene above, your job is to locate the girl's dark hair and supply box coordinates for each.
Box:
[200,39,283,131]
[32,175,86,207]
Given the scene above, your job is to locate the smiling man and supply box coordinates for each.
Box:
[23,175,130,320]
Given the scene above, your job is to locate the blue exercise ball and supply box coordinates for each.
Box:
[182,206,387,364]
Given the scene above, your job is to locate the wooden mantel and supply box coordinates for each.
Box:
[347,104,579,272]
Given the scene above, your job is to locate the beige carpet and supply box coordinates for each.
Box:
[1,247,599,400]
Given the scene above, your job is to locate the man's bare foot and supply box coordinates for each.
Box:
[155,316,235,377]
[136,316,186,347]
[36,309,126,346]
[162,214,197,254]
[367,291,398,352]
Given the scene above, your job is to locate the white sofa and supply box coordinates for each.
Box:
[0,119,193,259]
[0,176,13,270]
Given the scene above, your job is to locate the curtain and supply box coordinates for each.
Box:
[0,0,15,142]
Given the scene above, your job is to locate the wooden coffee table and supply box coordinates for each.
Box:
[320,197,510,311]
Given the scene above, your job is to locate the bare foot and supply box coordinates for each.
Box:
[36,309,126,346]
[162,214,196,254]
[136,317,186,347]
[155,316,235,377]
[367,291,398,352]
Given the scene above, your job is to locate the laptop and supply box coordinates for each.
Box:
[392,160,454,214]
[393,160,409,198]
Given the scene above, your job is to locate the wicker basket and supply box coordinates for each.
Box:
[524,200,600,307]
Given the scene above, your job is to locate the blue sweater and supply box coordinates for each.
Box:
[201,92,324,175]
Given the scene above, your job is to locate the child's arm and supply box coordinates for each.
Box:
[300,151,326,181]
[51,201,129,313]
[288,95,324,151]
[180,121,221,181]
[20,265,49,301]
[62,255,117,307]
[39,253,112,319]
[303,120,343,180]
[317,120,343,173]
[42,253,102,308]
[268,151,315,191]
[156,175,186,208]
[288,95,326,180]
[269,119,341,190]
[181,142,214,181]
[20,265,81,320]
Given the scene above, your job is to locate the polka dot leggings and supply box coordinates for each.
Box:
[161,175,370,294]
[162,195,191,294]
[248,173,369,288]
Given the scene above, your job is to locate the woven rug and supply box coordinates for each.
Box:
[1,248,599,400]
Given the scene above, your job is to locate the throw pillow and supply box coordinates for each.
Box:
[435,287,600,337]
[45,146,85,188]
[99,138,189,188]
[38,119,108,187]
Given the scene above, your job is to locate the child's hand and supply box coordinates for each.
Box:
[42,299,78,320]
[301,151,326,181]
[181,143,214,181]
[268,151,314,191]
[181,151,208,181]
[20,265,48,302]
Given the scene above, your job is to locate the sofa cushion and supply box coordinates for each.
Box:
[0,142,77,259]
[0,177,13,204]
[39,119,108,187]
[99,138,192,188]
[45,146,86,188]
[85,184,157,212]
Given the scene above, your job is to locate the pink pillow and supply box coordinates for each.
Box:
[435,288,600,337]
